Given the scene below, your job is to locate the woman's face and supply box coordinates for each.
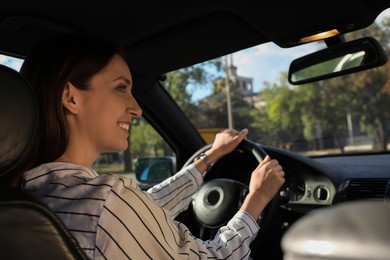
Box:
[74,54,142,154]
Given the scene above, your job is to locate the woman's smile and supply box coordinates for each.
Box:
[118,122,130,134]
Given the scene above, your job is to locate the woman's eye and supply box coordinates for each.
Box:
[116,85,127,93]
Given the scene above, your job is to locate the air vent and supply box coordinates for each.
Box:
[343,179,389,201]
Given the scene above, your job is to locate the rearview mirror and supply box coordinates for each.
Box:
[135,156,175,184]
[288,37,387,85]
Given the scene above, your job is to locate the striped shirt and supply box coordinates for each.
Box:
[21,162,260,259]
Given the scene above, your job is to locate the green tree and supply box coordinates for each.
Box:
[252,73,305,148]
[340,17,390,150]
[197,76,254,131]
[129,60,223,163]
[163,60,225,125]
[131,118,169,157]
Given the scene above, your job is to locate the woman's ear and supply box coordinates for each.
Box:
[62,82,79,114]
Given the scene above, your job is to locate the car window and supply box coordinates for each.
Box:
[164,8,390,157]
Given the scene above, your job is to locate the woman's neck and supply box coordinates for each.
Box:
[55,149,98,168]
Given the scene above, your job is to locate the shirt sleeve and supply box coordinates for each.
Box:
[146,164,203,217]
[196,210,260,258]
[96,176,260,259]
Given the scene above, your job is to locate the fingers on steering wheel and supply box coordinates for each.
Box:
[259,155,271,167]
[257,156,285,179]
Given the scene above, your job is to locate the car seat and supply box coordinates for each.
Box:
[0,64,88,259]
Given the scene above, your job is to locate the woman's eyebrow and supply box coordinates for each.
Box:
[113,76,132,86]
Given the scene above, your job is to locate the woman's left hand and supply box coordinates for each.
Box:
[194,128,248,174]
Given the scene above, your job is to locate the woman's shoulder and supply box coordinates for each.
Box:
[22,161,140,192]
[25,161,99,178]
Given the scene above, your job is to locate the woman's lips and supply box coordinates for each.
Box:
[118,122,130,132]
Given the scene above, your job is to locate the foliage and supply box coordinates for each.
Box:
[250,73,304,148]
[129,59,224,157]
[131,118,169,157]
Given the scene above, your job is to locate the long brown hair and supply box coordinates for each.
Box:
[19,33,121,170]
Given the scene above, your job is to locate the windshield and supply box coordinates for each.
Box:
[163,8,390,157]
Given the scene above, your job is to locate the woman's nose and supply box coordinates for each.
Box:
[127,94,142,117]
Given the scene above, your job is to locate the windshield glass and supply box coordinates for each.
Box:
[163,8,390,157]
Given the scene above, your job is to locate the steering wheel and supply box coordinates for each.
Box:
[182,139,281,240]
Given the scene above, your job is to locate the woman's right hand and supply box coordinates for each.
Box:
[240,155,285,220]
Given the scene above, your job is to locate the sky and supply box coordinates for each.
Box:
[0,55,22,71]
[232,41,319,91]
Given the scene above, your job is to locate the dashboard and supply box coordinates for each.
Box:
[205,144,390,215]
[266,146,390,209]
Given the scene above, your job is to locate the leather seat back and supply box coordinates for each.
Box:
[0,64,88,259]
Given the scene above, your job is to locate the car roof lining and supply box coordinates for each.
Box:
[125,11,264,77]
[0,2,388,79]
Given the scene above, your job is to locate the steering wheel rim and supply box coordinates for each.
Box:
[182,139,280,240]
[184,139,268,166]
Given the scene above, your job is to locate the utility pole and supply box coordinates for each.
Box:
[225,54,234,129]
[346,108,354,146]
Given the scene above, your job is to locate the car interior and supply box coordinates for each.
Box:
[1,2,390,259]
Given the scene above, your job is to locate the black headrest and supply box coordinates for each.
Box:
[0,65,37,180]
